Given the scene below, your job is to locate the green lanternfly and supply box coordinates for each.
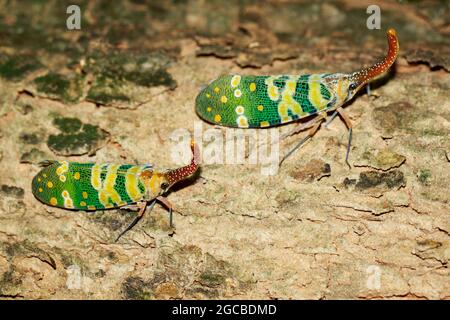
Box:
[32,141,200,241]
[195,29,399,166]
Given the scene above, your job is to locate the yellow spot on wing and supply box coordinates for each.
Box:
[125,166,144,202]
[64,198,74,208]
[88,205,96,210]
[91,164,102,190]
[38,188,43,192]
[47,181,53,188]
[277,75,304,122]
[214,87,220,93]
[231,75,241,87]
[80,201,86,207]
[61,190,74,208]
[237,115,249,128]
[104,165,121,205]
[281,116,292,123]
[50,197,57,206]
[268,86,279,100]
[59,175,66,182]
[287,81,296,91]
[74,172,80,180]
[257,105,264,111]
[235,106,244,115]
[249,83,256,92]
[265,76,280,101]
[56,162,68,176]
[260,121,270,127]
[214,114,222,122]
[82,191,88,199]
[206,93,211,98]
[99,190,109,206]
[207,107,212,112]
[220,96,228,103]
[37,177,41,182]
[309,74,327,110]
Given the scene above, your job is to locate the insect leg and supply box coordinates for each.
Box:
[156,196,174,228]
[336,108,353,169]
[253,117,319,158]
[280,116,320,140]
[366,83,371,97]
[324,110,339,128]
[115,200,156,242]
[279,117,325,166]
[120,204,140,211]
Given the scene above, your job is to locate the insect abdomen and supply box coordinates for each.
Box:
[32,161,150,210]
[195,74,335,128]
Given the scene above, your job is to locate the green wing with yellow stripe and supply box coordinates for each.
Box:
[32,161,152,210]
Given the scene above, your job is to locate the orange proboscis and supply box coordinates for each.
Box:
[354,28,399,84]
[166,140,200,186]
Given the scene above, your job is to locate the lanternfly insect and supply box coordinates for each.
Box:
[32,141,200,241]
[195,29,399,166]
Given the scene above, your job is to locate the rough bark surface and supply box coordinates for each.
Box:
[0,1,448,299]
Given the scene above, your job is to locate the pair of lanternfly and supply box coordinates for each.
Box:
[32,29,399,241]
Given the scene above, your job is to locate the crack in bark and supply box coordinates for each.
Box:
[225,208,267,221]
[353,160,406,172]
[411,251,447,266]
[27,253,57,270]
[359,292,428,300]
[0,293,24,299]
